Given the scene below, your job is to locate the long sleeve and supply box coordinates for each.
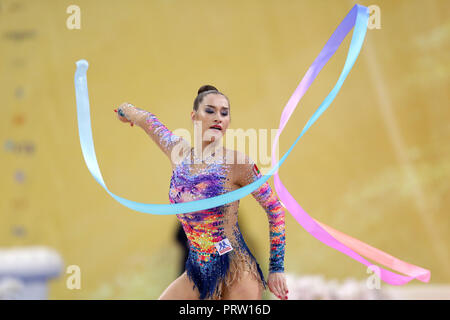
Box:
[120,104,187,162]
[235,154,286,273]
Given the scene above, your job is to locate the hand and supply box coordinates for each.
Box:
[267,272,288,300]
[114,102,134,126]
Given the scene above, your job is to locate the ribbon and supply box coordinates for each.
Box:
[271,4,430,284]
[74,4,430,284]
[76,61,305,214]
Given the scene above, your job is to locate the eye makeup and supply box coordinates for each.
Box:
[204,105,229,116]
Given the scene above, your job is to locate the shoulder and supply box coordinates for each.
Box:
[226,149,259,187]
[224,149,254,166]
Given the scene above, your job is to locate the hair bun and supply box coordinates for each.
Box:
[198,85,218,95]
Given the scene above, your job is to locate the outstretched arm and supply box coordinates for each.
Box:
[233,152,286,273]
[117,103,188,163]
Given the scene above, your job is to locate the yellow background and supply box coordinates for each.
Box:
[1,0,449,299]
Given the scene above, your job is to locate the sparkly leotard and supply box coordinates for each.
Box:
[123,105,286,300]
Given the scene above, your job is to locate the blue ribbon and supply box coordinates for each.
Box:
[74,4,369,215]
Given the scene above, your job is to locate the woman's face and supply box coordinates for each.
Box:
[191,93,230,143]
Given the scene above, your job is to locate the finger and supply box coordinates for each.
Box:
[277,279,287,300]
[285,280,289,295]
[271,278,285,300]
[281,278,288,294]
[282,281,288,299]
[278,282,286,300]
[273,280,282,299]
[269,283,280,299]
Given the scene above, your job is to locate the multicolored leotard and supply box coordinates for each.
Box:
[123,105,286,300]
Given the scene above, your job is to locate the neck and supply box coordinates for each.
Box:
[192,139,224,162]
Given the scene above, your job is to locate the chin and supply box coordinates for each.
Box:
[206,129,223,136]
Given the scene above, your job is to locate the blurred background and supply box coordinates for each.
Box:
[0,0,449,299]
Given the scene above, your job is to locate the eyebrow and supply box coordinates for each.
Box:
[205,104,229,109]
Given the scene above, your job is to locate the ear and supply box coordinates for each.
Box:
[191,110,199,121]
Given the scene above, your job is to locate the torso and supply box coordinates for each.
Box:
[169,147,242,265]
[168,146,267,299]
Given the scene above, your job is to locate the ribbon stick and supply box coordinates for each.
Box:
[271,4,430,284]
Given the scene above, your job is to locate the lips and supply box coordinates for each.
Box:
[210,125,222,130]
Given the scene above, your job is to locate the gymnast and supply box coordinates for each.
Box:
[115,85,288,300]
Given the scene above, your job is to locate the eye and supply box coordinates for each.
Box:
[206,109,214,114]
[221,111,228,116]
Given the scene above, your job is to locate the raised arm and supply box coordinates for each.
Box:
[233,152,286,273]
[117,103,188,164]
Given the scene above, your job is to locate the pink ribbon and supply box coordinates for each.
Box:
[271,4,430,285]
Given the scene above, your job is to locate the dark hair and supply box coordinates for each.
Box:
[193,84,230,112]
